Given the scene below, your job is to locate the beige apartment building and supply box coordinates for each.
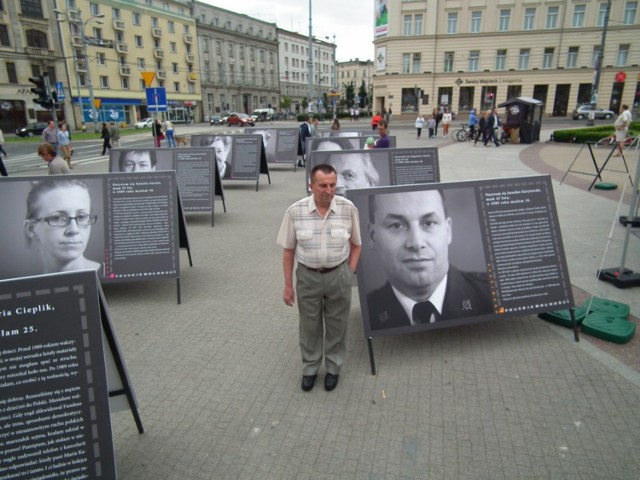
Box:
[336,59,374,111]
[56,0,201,127]
[193,2,279,119]
[373,0,640,119]
[0,0,200,131]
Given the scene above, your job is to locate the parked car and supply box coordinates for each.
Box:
[226,113,255,127]
[209,115,223,126]
[572,105,615,120]
[15,121,49,137]
[134,117,154,128]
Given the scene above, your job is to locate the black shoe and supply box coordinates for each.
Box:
[324,373,339,391]
[301,374,317,392]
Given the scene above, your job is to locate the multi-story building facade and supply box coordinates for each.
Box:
[277,27,336,114]
[373,0,640,119]
[194,2,279,119]
[337,59,374,110]
[57,0,201,127]
[0,0,69,131]
[0,0,201,132]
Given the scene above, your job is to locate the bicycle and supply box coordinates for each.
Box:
[595,133,637,150]
[453,124,471,142]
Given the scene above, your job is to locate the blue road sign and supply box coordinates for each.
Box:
[55,82,65,101]
[146,87,167,112]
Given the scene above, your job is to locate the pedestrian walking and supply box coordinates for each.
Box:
[41,120,58,153]
[163,119,176,147]
[57,123,72,168]
[442,107,452,137]
[427,116,436,138]
[153,119,163,147]
[100,122,111,155]
[468,109,478,142]
[415,113,425,139]
[109,122,121,148]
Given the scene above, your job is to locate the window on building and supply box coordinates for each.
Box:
[403,15,412,35]
[617,44,630,66]
[592,45,602,67]
[468,51,479,72]
[470,11,482,33]
[496,50,507,70]
[499,9,511,31]
[412,53,421,73]
[20,0,42,18]
[546,6,559,28]
[89,2,99,15]
[543,48,554,69]
[151,17,158,28]
[135,35,143,48]
[623,2,637,24]
[518,49,530,70]
[97,52,105,66]
[0,25,10,46]
[100,76,109,88]
[121,77,129,89]
[26,30,48,48]
[168,21,175,33]
[402,53,410,73]
[6,62,17,83]
[447,12,458,34]
[572,5,586,27]
[444,52,454,72]
[597,3,608,27]
[113,8,120,20]
[172,82,179,92]
[133,12,141,25]
[524,7,536,30]
[172,62,178,73]
[415,15,423,35]
[567,46,579,67]
[137,58,145,69]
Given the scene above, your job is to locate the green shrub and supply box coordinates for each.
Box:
[552,121,639,143]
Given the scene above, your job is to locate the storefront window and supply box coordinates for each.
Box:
[401,88,419,113]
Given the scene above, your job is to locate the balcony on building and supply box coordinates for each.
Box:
[188,72,197,82]
[76,59,87,72]
[25,47,50,57]
[154,48,164,59]
[152,28,162,38]
[116,42,128,54]
[157,70,167,80]
[184,34,193,44]
[119,65,131,76]
[113,20,125,31]
[186,54,195,64]
[72,35,83,48]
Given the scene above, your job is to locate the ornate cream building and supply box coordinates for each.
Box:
[373,0,640,118]
[336,59,374,110]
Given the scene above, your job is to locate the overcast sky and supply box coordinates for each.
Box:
[204,0,375,62]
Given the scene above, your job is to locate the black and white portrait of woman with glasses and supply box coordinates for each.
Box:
[22,179,103,276]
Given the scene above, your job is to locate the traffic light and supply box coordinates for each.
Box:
[29,74,53,109]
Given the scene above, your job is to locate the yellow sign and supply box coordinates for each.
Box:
[93,99,101,108]
[141,72,156,88]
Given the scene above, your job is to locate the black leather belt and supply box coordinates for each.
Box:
[301,261,344,274]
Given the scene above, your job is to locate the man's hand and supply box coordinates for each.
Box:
[283,286,295,306]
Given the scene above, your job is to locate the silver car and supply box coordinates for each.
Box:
[572,105,615,120]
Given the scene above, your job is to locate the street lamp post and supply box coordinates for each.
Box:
[308,0,313,112]
[54,9,104,133]
[588,0,612,126]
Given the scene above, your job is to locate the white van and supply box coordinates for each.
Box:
[253,108,275,121]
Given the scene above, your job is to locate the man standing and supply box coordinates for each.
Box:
[613,104,632,156]
[41,120,58,152]
[310,116,320,137]
[277,164,362,392]
[373,120,391,148]
[366,189,492,331]
[297,114,313,167]
[37,143,70,175]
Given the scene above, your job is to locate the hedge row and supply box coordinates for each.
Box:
[552,121,639,143]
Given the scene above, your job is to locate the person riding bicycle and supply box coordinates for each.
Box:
[468,109,478,141]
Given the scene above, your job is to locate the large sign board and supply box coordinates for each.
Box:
[308,135,396,154]
[191,134,263,180]
[245,127,299,164]
[109,148,215,213]
[348,175,574,337]
[0,271,116,479]
[306,146,440,195]
[0,172,180,283]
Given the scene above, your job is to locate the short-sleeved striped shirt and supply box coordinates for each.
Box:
[277,195,361,269]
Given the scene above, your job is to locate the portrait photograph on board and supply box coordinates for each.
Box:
[352,185,493,336]
[0,177,106,280]
[244,127,299,164]
[110,148,173,173]
[192,134,233,179]
[349,176,574,337]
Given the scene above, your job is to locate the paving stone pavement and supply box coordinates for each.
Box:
[27,123,640,479]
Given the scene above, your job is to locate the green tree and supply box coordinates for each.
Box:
[279,95,292,111]
[301,97,309,111]
[344,81,355,108]
[358,81,368,109]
